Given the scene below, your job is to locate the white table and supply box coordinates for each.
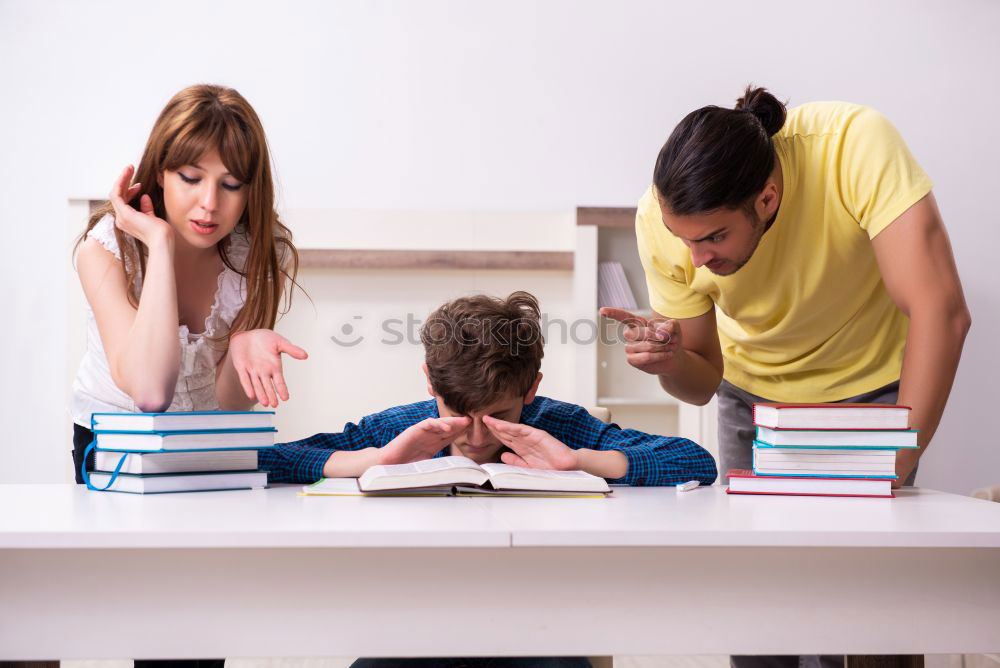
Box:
[1,484,998,660]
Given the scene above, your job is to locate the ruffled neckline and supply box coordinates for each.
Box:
[179,267,228,342]
[180,226,250,344]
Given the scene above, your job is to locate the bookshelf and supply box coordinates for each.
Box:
[574,207,718,458]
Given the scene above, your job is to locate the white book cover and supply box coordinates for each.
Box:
[87,470,267,494]
[755,427,917,448]
[94,449,259,474]
[92,411,274,432]
[754,450,897,461]
[598,261,638,310]
[753,404,911,430]
[95,430,275,452]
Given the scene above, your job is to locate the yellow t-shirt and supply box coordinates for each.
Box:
[636,102,933,402]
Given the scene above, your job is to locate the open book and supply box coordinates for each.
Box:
[302,455,612,497]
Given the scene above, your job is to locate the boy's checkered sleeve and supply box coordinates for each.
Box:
[603,431,718,486]
[257,401,438,485]
[259,419,384,484]
[533,399,718,486]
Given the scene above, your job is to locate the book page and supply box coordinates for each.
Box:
[479,463,609,493]
[373,455,481,477]
[480,463,598,480]
[359,455,488,491]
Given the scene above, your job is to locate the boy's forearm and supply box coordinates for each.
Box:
[576,448,628,479]
[322,447,382,478]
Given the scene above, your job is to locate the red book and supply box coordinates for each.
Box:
[753,403,911,430]
[726,469,894,498]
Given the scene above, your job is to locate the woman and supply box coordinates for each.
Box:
[71,84,308,483]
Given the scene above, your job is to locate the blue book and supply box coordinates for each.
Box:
[753,442,897,479]
[752,469,897,480]
[94,428,276,452]
[94,449,260,474]
[86,469,267,494]
[755,426,918,449]
[91,410,274,433]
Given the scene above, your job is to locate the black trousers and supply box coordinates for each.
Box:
[72,423,96,484]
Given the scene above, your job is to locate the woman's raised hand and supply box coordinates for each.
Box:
[229,329,309,408]
[109,165,173,247]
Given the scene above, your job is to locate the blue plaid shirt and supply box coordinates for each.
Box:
[261,396,717,486]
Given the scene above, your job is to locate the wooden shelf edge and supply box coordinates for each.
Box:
[596,396,679,407]
[298,249,574,271]
[576,207,637,228]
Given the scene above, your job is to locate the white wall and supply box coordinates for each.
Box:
[1,0,997,493]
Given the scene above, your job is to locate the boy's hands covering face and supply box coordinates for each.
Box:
[377,416,471,466]
[483,416,579,471]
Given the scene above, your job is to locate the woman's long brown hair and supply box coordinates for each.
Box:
[76,84,299,348]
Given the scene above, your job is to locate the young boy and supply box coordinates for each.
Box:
[261,291,716,487]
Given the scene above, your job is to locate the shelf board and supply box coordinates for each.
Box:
[597,307,654,320]
[596,396,679,407]
[298,249,574,271]
[576,207,637,228]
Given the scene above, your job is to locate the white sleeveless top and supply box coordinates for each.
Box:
[71,215,250,427]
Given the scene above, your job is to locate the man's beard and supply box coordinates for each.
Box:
[708,213,769,276]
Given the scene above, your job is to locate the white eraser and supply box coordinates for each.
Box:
[676,480,700,492]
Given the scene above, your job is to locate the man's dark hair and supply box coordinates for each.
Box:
[420,291,544,415]
[653,85,787,217]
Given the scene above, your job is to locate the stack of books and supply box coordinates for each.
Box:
[84,411,276,494]
[727,403,918,498]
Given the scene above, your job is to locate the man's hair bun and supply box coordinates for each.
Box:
[735,85,787,136]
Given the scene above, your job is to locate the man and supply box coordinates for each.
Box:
[603,85,970,489]
[602,85,971,668]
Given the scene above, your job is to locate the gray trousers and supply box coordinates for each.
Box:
[715,378,917,668]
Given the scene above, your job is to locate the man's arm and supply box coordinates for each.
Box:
[871,192,972,483]
[600,307,724,405]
